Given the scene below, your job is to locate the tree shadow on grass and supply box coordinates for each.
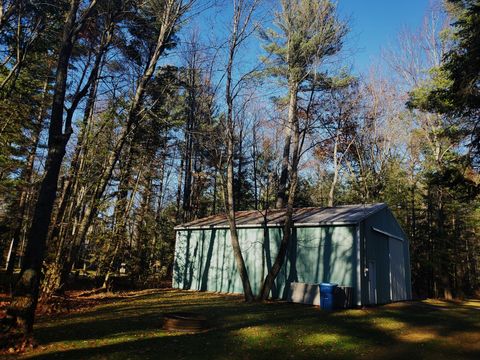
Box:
[370,301,480,335]
[24,292,480,360]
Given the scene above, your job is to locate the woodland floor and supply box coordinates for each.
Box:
[2,289,480,360]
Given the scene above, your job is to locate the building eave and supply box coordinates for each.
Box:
[174,203,388,231]
[174,221,361,231]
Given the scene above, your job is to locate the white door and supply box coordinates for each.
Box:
[368,261,377,304]
[389,237,407,301]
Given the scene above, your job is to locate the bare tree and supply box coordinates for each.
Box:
[222,0,260,302]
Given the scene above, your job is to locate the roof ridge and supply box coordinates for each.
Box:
[175,203,388,230]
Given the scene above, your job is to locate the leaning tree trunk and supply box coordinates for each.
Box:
[7,0,97,334]
[259,113,300,301]
[42,35,110,299]
[224,127,255,302]
[220,4,257,301]
[60,0,184,275]
[259,75,301,300]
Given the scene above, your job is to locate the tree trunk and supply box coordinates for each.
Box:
[224,128,254,302]
[182,66,196,221]
[7,0,95,334]
[276,81,298,208]
[259,114,300,301]
[222,6,256,301]
[56,2,184,277]
[212,167,218,214]
[175,155,184,220]
[6,75,49,276]
[42,27,111,299]
[102,165,142,288]
[328,132,340,207]
[252,124,258,210]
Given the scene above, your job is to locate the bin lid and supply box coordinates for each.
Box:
[320,283,338,290]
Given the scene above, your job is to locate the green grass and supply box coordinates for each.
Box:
[15,290,480,359]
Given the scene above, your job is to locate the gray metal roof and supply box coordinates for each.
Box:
[174,203,387,230]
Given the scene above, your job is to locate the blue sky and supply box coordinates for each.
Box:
[174,0,434,96]
[186,0,433,72]
[337,0,431,72]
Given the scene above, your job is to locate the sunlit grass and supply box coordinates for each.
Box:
[13,290,480,360]
[372,317,407,331]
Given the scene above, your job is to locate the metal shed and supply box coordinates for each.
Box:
[172,203,412,306]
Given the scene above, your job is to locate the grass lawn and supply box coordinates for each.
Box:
[10,289,480,360]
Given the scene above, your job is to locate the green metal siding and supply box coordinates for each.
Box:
[173,206,412,306]
[173,225,358,302]
[289,226,356,287]
[363,208,412,304]
[173,228,268,294]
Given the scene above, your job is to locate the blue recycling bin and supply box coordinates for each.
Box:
[320,283,338,310]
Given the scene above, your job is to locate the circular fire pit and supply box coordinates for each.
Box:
[163,312,208,332]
